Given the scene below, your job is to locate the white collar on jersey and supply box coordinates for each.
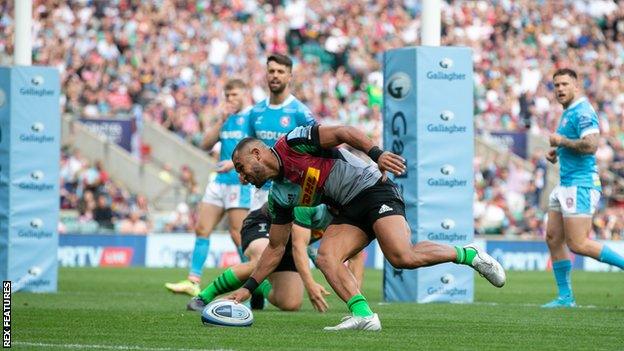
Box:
[565,97,586,111]
[266,94,295,110]
[239,105,252,114]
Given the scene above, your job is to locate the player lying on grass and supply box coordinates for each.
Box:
[187,203,364,312]
[227,124,506,331]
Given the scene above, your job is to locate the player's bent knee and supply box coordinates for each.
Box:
[566,239,590,256]
[195,226,211,237]
[276,300,302,312]
[545,232,563,246]
[314,251,337,271]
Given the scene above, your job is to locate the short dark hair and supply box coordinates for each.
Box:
[553,68,577,80]
[224,78,247,91]
[267,53,293,71]
[232,137,261,159]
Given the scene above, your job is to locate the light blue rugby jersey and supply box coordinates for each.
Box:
[247,94,316,189]
[216,106,251,184]
[556,97,601,190]
[248,94,315,147]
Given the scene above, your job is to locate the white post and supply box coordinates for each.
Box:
[14,0,33,66]
[421,0,441,46]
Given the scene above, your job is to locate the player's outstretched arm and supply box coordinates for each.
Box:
[317,125,406,176]
[226,223,291,303]
[291,224,330,312]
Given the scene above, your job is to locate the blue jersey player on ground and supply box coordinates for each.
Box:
[246,53,315,210]
[543,68,624,308]
[166,79,252,296]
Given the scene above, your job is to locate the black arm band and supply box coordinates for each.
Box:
[242,277,260,293]
[367,146,384,163]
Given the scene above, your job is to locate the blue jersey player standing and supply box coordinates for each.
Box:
[246,53,315,210]
[166,79,252,296]
[543,68,624,308]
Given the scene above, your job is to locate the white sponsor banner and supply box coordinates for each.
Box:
[145,232,239,268]
[583,241,624,272]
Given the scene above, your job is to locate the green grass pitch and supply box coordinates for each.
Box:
[12,268,624,350]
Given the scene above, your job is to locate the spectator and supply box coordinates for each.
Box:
[93,193,115,231]
[118,210,150,235]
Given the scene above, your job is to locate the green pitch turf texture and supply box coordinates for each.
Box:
[13,268,623,350]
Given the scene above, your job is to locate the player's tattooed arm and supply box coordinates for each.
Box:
[317,125,406,175]
[550,133,599,154]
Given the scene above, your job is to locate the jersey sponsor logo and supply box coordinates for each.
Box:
[256,130,286,141]
[301,167,320,205]
[221,130,244,139]
[280,116,291,127]
[258,223,268,232]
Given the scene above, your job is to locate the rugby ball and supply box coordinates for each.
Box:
[201,299,253,327]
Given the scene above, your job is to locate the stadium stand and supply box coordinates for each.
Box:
[1,0,622,238]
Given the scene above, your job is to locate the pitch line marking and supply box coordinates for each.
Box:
[14,342,232,351]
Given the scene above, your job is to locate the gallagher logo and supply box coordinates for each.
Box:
[19,122,54,143]
[426,58,466,81]
[441,219,455,230]
[440,164,455,176]
[427,110,466,134]
[440,273,455,285]
[386,72,411,100]
[17,170,54,191]
[31,122,44,133]
[31,75,45,86]
[440,110,455,121]
[428,163,467,188]
[17,218,53,239]
[439,58,453,69]
[30,218,43,229]
[300,167,320,205]
[20,75,53,97]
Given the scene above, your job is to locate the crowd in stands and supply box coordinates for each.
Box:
[1,0,623,238]
[58,147,198,234]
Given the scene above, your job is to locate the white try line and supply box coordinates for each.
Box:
[14,342,232,351]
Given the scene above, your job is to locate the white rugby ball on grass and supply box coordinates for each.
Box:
[201,299,253,327]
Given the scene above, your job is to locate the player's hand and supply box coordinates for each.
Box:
[216,160,234,173]
[546,149,558,164]
[225,288,251,304]
[377,151,406,176]
[549,133,563,147]
[306,282,330,313]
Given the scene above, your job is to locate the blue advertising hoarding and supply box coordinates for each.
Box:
[59,235,146,267]
[0,66,60,292]
[383,47,474,303]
